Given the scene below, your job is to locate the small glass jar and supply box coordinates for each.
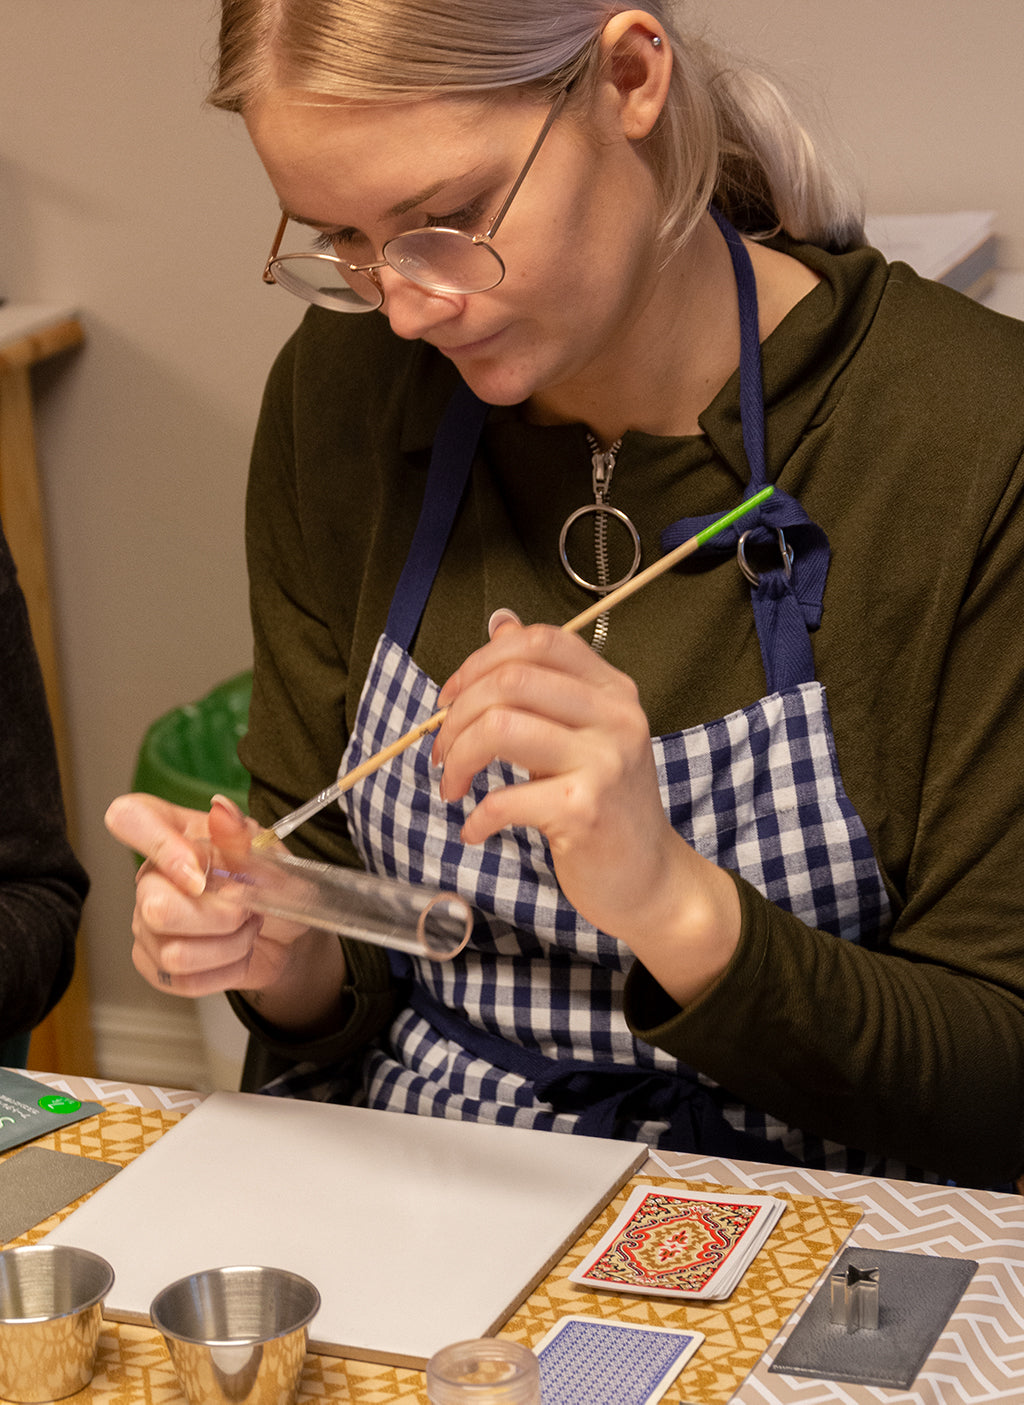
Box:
[426,1339,541,1405]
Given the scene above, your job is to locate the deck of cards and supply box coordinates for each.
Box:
[569,1186,786,1300]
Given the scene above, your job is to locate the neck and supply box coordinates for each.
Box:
[525,212,819,445]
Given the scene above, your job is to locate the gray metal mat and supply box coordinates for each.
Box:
[769,1246,977,1390]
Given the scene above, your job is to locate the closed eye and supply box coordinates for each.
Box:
[307,194,491,260]
[420,197,489,233]
[311,228,360,254]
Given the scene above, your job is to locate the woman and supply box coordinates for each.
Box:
[107,0,1024,1186]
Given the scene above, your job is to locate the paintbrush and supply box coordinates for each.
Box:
[252,485,775,847]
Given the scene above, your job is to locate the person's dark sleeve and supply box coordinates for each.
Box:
[0,520,89,1039]
[227,936,397,1090]
[233,322,398,1087]
[626,448,1024,1189]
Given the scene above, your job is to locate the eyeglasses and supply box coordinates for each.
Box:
[262,88,568,314]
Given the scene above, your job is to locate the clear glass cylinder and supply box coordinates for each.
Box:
[426,1339,541,1405]
[198,840,472,961]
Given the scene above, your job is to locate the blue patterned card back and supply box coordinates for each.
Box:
[534,1316,704,1405]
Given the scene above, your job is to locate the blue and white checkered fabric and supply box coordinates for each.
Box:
[279,635,908,1175]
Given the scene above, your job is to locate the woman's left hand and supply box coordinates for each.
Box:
[433,616,741,1000]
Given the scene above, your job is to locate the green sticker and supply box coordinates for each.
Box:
[37,1094,82,1115]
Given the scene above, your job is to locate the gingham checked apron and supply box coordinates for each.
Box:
[282,214,902,1173]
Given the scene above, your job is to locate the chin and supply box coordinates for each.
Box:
[451,359,543,408]
[451,338,579,408]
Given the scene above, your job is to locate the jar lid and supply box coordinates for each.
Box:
[426,1339,540,1405]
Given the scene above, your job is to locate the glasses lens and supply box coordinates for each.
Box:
[384,229,505,295]
[270,254,382,312]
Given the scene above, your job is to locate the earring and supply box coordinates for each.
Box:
[651,35,663,47]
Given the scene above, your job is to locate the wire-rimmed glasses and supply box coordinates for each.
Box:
[261,89,568,313]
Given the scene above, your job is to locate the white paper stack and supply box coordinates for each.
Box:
[865,211,998,299]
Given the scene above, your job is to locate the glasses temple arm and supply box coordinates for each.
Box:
[263,212,290,284]
[482,87,569,242]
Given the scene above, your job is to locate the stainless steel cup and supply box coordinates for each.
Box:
[149,1265,320,1405]
[0,1244,115,1402]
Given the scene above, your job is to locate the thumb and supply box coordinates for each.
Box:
[208,794,252,858]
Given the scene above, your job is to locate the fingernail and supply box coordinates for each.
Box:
[173,858,207,897]
[488,607,522,639]
[211,793,244,821]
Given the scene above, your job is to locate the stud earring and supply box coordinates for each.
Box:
[651,35,663,47]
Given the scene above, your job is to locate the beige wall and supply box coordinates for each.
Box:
[688,0,1024,269]
[1,3,301,1083]
[1,2,1021,1086]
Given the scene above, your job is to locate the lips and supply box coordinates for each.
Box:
[431,326,506,358]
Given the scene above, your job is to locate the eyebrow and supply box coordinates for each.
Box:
[281,163,489,230]
[385,179,449,219]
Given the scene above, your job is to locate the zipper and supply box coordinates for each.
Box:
[587,435,621,654]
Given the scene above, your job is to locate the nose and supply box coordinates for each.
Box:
[376,266,465,342]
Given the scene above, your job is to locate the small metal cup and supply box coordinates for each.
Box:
[0,1244,115,1402]
[149,1265,320,1405]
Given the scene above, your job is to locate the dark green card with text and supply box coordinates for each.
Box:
[0,1069,104,1153]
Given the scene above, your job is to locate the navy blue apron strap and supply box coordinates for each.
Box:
[661,208,831,693]
[407,984,798,1164]
[385,381,491,652]
[710,206,767,490]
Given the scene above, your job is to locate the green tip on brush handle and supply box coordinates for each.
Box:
[695,485,775,546]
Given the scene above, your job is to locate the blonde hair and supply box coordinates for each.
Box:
[210,0,864,253]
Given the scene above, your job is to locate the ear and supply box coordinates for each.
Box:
[597,9,672,141]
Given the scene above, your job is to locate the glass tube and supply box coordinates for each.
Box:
[198,840,472,961]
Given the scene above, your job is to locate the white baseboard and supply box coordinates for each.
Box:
[91,999,211,1091]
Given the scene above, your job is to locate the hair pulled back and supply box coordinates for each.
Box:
[210,0,863,254]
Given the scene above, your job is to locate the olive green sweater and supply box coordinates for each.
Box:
[235,242,1024,1186]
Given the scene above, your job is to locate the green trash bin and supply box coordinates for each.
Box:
[132,671,253,814]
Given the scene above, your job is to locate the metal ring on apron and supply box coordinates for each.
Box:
[558,503,642,594]
[737,527,794,587]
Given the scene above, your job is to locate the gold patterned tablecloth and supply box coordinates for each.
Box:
[3,1104,861,1404]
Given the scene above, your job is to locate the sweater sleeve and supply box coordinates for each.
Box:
[626,445,1024,1188]
[235,319,398,1085]
[0,523,88,1040]
[239,325,363,868]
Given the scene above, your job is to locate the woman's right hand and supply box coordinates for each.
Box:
[104,794,345,1029]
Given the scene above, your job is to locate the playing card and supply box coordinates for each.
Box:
[534,1316,704,1405]
[569,1186,785,1300]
